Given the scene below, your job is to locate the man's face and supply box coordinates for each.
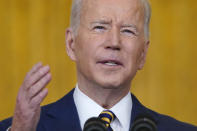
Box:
[67,0,149,89]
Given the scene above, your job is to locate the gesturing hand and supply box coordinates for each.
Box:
[11,62,52,131]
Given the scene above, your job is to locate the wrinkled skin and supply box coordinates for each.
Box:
[66,0,149,108]
[11,63,51,131]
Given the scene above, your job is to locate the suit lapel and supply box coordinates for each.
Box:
[40,89,82,131]
[129,93,159,130]
[40,90,159,131]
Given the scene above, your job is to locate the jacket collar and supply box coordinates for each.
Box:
[41,88,82,131]
[130,93,159,130]
[41,88,158,131]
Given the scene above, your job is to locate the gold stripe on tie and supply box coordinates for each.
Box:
[100,111,114,121]
[106,123,109,127]
[101,117,110,123]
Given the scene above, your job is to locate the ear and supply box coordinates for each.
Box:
[65,28,77,61]
[138,40,150,70]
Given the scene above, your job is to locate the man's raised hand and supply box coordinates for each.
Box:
[11,62,52,131]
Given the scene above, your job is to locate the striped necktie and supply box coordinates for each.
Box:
[99,110,116,131]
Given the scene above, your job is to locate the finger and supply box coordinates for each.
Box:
[24,65,50,90]
[30,88,48,107]
[27,62,43,77]
[28,73,51,99]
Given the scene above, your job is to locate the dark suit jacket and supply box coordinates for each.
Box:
[0,88,197,131]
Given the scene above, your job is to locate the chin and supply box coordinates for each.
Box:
[95,77,125,89]
[91,69,132,89]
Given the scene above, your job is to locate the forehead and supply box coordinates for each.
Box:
[80,0,145,25]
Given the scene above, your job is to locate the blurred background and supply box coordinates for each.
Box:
[0,0,197,125]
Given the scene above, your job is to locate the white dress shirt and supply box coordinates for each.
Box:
[74,85,133,131]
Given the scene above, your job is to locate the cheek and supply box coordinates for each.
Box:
[123,40,144,68]
[75,37,97,64]
[124,41,141,59]
[81,35,105,56]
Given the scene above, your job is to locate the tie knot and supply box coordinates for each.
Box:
[99,110,116,128]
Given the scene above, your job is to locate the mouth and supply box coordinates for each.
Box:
[97,59,123,67]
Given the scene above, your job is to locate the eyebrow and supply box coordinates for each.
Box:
[91,20,112,25]
[121,24,137,30]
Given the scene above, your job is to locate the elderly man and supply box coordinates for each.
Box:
[0,0,197,131]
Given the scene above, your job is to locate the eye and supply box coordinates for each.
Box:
[93,25,106,32]
[121,29,136,35]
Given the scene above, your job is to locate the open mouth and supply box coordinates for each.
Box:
[97,60,123,66]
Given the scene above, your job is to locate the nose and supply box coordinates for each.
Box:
[105,27,121,51]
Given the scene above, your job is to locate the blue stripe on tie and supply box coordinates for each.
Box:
[99,114,112,122]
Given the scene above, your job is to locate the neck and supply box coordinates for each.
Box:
[77,76,131,109]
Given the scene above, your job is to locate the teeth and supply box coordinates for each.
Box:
[105,62,117,66]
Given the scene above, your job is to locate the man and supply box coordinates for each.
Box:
[0,0,197,131]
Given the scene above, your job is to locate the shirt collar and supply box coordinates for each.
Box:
[110,91,132,129]
[73,84,132,129]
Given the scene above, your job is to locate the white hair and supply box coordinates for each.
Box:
[70,0,151,40]
[70,0,82,34]
[141,0,151,39]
